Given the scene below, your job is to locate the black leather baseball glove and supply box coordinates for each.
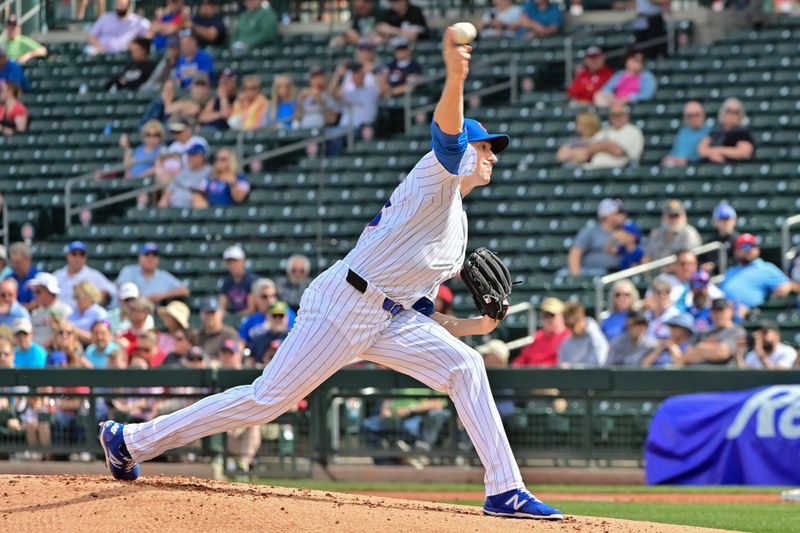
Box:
[460,247,512,320]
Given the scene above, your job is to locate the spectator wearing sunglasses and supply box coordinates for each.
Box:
[698,98,756,164]
[120,121,167,179]
[644,200,702,263]
[277,254,310,312]
[53,241,117,310]
[239,278,296,343]
[156,300,191,354]
[193,148,250,208]
[12,318,46,368]
[161,329,199,367]
[601,280,640,341]
[246,301,290,368]
[115,242,190,304]
[662,101,712,167]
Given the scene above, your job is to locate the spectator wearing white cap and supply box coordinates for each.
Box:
[567,198,627,277]
[277,254,311,312]
[115,242,190,304]
[0,278,29,330]
[477,339,515,418]
[12,318,46,368]
[29,272,72,347]
[107,282,154,334]
[53,241,116,310]
[219,245,258,315]
[167,116,209,167]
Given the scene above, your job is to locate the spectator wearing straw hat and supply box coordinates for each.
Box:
[156,300,191,355]
[512,297,570,367]
[219,245,258,315]
[116,242,190,304]
[53,241,116,309]
[29,273,72,348]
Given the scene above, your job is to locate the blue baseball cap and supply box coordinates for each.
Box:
[186,143,208,157]
[665,313,696,335]
[713,202,737,221]
[67,241,86,254]
[200,297,220,313]
[464,118,510,154]
[140,242,160,255]
[621,222,642,243]
[689,270,710,290]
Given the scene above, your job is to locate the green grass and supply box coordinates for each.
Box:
[443,500,800,533]
[255,479,789,494]
[252,480,800,532]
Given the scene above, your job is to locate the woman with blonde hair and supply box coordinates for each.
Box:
[49,317,92,368]
[267,74,297,128]
[601,279,640,340]
[193,148,251,208]
[69,281,109,345]
[556,111,601,166]
[228,76,269,131]
[697,97,756,164]
[120,119,166,179]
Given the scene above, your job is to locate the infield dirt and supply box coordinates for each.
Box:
[1,474,736,532]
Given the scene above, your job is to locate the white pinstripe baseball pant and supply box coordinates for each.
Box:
[123,261,524,496]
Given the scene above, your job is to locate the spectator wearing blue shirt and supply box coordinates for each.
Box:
[121,120,166,179]
[12,318,47,368]
[239,278,296,342]
[219,245,258,315]
[0,45,29,91]
[518,0,563,38]
[0,278,30,329]
[613,222,644,270]
[193,148,251,208]
[720,233,796,317]
[6,242,38,310]
[662,101,713,167]
[84,320,120,369]
[686,270,713,333]
[601,279,639,340]
[175,30,214,88]
[115,242,191,304]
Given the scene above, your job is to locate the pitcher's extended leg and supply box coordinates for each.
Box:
[361,310,523,497]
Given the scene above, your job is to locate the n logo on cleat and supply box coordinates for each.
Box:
[504,494,528,510]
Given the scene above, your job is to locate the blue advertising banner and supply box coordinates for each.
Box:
[645,385,800,485]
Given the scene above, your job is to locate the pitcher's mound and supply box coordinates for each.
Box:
[1,474,728,532]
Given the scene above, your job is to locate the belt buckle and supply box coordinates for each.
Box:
[383,298,403,315]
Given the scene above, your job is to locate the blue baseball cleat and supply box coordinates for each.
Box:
[484,488,564,520]
[98,421,140,481]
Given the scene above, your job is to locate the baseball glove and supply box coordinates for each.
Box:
[460,247,512,320]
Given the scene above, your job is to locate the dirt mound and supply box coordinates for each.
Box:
[0,475,732,533]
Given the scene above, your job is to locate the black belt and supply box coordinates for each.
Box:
[346,269,403,315]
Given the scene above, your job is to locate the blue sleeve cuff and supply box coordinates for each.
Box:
[411,297,435,317]
[431,120,468,175]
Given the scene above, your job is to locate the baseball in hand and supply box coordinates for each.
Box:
[451,22,477,45]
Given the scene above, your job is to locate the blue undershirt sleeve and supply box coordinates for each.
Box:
[431,120,468,175]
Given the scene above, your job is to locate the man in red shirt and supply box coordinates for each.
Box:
[512,297,571,367]
[566,46,613,104]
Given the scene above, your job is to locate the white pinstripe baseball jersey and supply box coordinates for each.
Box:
[344,145,477,308]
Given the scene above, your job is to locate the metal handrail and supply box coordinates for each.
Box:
[64,127,356,231]
[781,213,800,272]
[593,240,728,319]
